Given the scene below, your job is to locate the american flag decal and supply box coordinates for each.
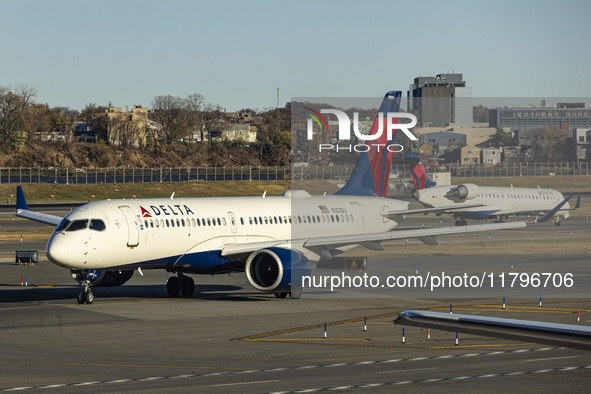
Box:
[318,205,329,214]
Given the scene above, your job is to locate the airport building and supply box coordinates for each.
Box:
[418,130,466,150]
[489,103,591,131]
[408,73,473,127]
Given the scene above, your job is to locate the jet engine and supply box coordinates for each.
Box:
[245,247,311,297]
[72,269,134,287]
[452,183,479,200]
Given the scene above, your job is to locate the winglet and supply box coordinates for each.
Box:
[575,195,581,209]
[16,186,29,211]
[536,195,572,223]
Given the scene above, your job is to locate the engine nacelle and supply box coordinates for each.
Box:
[72,269,134,287]
[453,183,479,200]
[245,248,311,295]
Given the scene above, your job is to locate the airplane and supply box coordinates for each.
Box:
[15,91,557,304]
[406,153,579,226]
[395,310,591,351]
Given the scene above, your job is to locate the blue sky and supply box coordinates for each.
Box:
[1,0,589,111]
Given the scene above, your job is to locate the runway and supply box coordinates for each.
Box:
[1,205,591,392]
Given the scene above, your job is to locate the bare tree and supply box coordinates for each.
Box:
[0,84,37,148]
[150,95,190,146]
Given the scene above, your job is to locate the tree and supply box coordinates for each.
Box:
[81,103,109,142]
[488,127,513,147]
[0,84,37,149]
[150,95,190,146]
[527,126,572,162]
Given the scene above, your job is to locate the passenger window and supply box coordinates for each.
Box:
[89,219,106,231]
[166,219,170,227]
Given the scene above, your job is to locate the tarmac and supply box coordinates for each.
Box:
[1,208,591,393]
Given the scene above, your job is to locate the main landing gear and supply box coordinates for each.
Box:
[454,219,468,226]
[274,286,302,299]
[167,273,195,297]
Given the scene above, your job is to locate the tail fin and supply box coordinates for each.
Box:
[335,91,401,197]
[16,186,29,211]
[404,152,437,190]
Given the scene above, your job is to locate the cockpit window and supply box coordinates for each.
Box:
[55,219,71,232]
[66,219,89,232]
[89,219,106,231]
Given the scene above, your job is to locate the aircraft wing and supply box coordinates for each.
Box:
[220,240,290,259]
[395,310,591,351]
[15,186,63,226]
[304,221,526,249]
[383,203,486,218]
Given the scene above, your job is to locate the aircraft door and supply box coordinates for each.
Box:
[351,202,365,233]
[228,211,237,234]
[118,205,140,247]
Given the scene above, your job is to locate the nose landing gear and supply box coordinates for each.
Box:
[73,273,94,304]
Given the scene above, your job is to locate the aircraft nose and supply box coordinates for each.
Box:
[411,190,420,200]
[46,236,71,268]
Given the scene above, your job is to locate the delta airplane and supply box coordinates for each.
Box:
[406,153,579,226]
[15,91,562,304]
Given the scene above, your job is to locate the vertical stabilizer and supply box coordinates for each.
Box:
[404,152,437,190]
[335,91,402,197]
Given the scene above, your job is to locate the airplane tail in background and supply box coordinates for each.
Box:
[335,91,402,197]
[404,152,437,191]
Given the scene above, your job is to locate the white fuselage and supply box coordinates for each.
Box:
[414,185,569,219]
[46,190,408,271]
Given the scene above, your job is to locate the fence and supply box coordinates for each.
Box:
[0,162,589,184]
[0,166,288,184]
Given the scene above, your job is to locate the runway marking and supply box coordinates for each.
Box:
[378,367,436,374]
[526,356,580,362]
[0,361,257,371]
[245,338,368,341]
[266,365,591,393]
[428,343,536,349]
[0,347,558,392]
[210,380,279,387]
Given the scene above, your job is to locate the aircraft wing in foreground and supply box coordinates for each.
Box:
[395,310,591,351]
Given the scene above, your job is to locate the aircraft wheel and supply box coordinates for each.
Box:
[180,276,195,297]
[77,291,85,304]
[167,276,181,297]
[85,291,94,304]
[275,292,288,298]
[290,287,302,299]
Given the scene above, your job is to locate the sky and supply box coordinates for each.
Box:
[1,0,589,112]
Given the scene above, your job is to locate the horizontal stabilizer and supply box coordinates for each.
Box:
[536,195,572,223]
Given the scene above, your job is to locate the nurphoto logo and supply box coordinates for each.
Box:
[305,107,418,153]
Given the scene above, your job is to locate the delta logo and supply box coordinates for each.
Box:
[140,204,195,217]
[140,206,152,218]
